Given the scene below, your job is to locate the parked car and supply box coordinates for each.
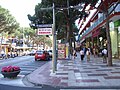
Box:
[35,50,50,61]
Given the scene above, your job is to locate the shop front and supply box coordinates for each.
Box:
[118,25,120,58]
[0,44,11,58]
[109,19,120,58]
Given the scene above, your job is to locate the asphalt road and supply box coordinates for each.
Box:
[0,56,48,76]
[0,56,54,90]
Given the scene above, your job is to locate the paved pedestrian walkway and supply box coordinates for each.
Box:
[26,53,120,89]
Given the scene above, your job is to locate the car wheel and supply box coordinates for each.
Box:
[35,59,37,61]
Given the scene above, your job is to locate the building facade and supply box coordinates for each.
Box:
[78,0,120,58]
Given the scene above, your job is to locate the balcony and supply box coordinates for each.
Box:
[81,3,120,39]
[82,15,105,37]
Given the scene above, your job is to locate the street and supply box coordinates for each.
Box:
[0,56,54,90]
[0,56,48,76]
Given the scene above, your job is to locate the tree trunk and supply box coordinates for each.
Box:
[66,20,71,58]
[69,38,72,55]
[105,11,112,66]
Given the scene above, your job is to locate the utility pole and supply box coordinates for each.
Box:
[52,2,57,73]
[37,2,57,73]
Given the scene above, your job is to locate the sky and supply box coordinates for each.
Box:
[0,0,41,27]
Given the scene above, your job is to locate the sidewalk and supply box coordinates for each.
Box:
[26,53,120,89]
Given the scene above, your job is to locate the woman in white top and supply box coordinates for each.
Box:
[102,48,107,63]
[80,49,84,61]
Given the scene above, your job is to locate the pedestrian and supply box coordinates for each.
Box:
[86,49,90,62]
[83,47,87,56]
[102,48,107,63]
[1,50,5,59]
[73,49,77,59]
[80,49,84,61]
[7,52,11,58]
[93,48,96,57]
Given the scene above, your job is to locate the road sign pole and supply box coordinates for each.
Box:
[52,2,57,73]
[36,3,57,73]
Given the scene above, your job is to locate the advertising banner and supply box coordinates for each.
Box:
[58,44,65,59]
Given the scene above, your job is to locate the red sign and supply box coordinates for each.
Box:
[37,28,52,35]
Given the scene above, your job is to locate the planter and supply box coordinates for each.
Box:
[1,70,20,78]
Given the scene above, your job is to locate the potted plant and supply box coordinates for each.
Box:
[1,66,20,78]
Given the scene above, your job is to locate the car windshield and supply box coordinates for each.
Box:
[36,51,43,55]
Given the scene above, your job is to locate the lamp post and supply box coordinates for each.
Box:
[36,3,57,73]
[48,1,71,72]
[52,2,57,73]
[36,0,74,72]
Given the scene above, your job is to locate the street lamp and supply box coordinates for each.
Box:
[38,3,57,73]
[52,2,57,73]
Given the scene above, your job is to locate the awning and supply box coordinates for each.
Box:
[92,29,100,38]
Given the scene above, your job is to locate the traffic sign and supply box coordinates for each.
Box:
[36,24,52,28]
[37,24,52,35]
[37,28,52,35]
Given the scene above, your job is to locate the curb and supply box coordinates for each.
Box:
[22,76,35,87]
[23,76,120,89]
[23,61,51,86]
[23,75,60,90]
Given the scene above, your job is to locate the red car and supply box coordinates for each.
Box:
[35,50,50,61]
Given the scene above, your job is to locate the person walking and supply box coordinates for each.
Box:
[73,49,77,59]
[1,50,5,59]
[86,49,90,62]
[80,49,84,61]
[93,48,96,57]
[102,48,107,63]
